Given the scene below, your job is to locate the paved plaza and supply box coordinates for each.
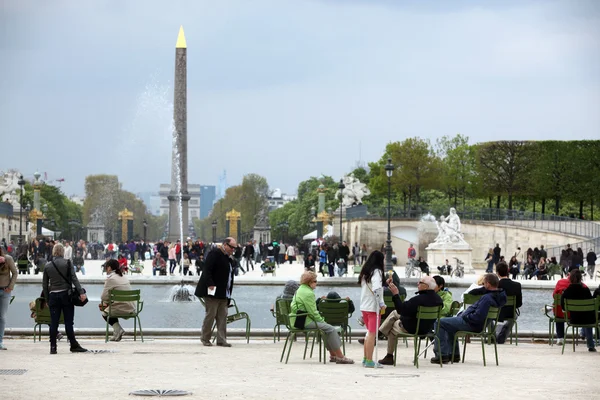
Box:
[1,336,599,400]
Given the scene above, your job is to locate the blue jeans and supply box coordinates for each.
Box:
[0,290,11,345]
[48,291,77,347]
[434,316,473,356]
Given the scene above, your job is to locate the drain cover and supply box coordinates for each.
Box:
[129,389,192,397]
[0,369,27,375]
[365,373,419,378]
[88,350,118,354]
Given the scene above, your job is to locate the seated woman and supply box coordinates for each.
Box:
[152,253,167,276]
[316,291,356,315]
[270,280,299,312]
[99,259,135,342]
[561,269,596,352]
[290,271,354,364]
[508,256,520,280]
[546,257,561,278]
[418,257,430,276]
[304,254,316,271]
[532,257,548,280]
[523,255,536,280]
[118,253,128,274]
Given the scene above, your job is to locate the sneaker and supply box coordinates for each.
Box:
[0,344,7,350]
[556,338,564,345]
[70,345,88,353]
[430,355,451,364]
[589,348,597,352]
[378,354,394,365]
[364,360,384,368]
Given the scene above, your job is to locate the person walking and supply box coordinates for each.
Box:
[0,246,17,350]
[196,237,237,347]
[243,241,255,271]
[42,243,87,354]
[586,249,597,278]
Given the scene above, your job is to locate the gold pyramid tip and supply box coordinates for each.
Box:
[176,25,187,48]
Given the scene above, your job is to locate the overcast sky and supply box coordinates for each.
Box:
[1,0,599,198]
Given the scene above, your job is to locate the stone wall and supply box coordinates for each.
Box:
[343,219,585,268]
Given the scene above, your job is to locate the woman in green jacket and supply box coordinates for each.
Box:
[433,275,453,316]
[291,271,354,364]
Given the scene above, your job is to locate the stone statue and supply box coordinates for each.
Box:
[335,174,371,208]
[0,170,23,207]
[433,207,466,245]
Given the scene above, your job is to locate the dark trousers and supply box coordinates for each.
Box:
[48,291,77,347]
[169,260,177,274]
[201,297,228,344]
[102,315,119,326]
[328,262,335,277]
[245,256,254,270]
[319,262,326,276]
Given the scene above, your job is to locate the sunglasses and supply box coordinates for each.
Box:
[224,243,235,249]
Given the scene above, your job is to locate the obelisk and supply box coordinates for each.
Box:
[167,26,190,242]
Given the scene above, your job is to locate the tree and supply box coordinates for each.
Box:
[436,134,476,209]
[475,141,535,210]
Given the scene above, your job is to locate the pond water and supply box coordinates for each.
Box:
[7,284,553,331]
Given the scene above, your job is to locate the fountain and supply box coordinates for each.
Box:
[424,207,475,275]
[169,281,198,302]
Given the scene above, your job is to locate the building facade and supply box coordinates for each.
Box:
[267,189,297,211]
[200,185,216,220]
[159,183,200,225]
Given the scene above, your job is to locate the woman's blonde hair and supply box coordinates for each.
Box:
[300,271,317,285]
[476,275,486,285]
[52,243,65,257]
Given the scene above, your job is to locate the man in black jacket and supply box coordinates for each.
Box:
[338,241,350,265]
[243,241,255,271]
[196,237,237,347]
[586,249,596,278]
[495,262,522,343]
[378,276,443,365]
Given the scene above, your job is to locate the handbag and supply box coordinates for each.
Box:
[52,260,88,307]
[291,293,308,329]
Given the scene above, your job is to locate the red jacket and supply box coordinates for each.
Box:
[176,244,181,254]
[407,246,416,259]
[552,278,588,318]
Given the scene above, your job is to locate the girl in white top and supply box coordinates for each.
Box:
[358,250,386,368]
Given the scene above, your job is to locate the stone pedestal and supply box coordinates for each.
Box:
[253,225,271,245]
[87,223,105,243]
[425,244,475,274]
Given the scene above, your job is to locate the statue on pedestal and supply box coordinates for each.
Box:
[335,174,371,208]
[433,207,466,245]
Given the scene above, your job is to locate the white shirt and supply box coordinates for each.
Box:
[64,246,73,260]
[360,269,385,312]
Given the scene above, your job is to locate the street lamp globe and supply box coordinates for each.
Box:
[385,158,394,177]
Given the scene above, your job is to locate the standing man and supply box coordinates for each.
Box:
[493,243,501,266]
[586,249,597,279]
[253,240,261,264]
[407,244,416,262]
[196,237,237,347]
[338,241,350,266]
[243,241,255,271]
[495,262,522,344]
[352,242,360,266]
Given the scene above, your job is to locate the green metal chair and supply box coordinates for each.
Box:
[104,289,144,342]
[383,294,408,347]
[317,299,349,352]
[462,293,483,309]
[502,296,519,345]
[543,293,565,346]
[199,297,251,343]
[391,305,443,368]
[452,306,501,366]
[33,298,64,342]
[17,259,29,274]
[10,295,14,304]
[448,301,462,316]
[277,299,327,364]
[561,297,600,354]
[271,298,292,342]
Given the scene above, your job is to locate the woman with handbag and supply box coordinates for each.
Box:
[100,259,135,341]
[0,246,18,350]
[42,243,87,354]
[290,271,354,364]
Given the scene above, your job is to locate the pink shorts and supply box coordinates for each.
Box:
[362,311,379,333]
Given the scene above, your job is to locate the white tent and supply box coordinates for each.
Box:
[302,224,334,240]
[41,227,55,239]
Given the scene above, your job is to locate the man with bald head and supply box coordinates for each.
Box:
[196,237,237,347]
[378,275,443,365]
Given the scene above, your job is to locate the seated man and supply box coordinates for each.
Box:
[433,275,453,317]
[304,253,316,271]
[260,258,276,274]
[495,261,522,343]
[377,276,443,365]
[432,273,506,364]
[437,259,452,275]
[152,253,166,276]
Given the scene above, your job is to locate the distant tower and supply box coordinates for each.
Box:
[167,26,190,242]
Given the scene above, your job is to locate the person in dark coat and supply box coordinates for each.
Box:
[495,262,522,343]
[586,249,596,278]
[561,269,596,352]
[492,244,501,265]
[195,237,237,347]
[377,276,443,365]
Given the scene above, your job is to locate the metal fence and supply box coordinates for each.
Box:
[545,237,600,261]
[358,206,600,239]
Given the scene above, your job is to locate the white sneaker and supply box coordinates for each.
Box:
[556,338,564,345]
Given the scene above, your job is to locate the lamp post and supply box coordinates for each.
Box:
[384,158,394,270]
[143,219,148,243]
[338,178,345,243]
[40,203,48,237]
[211,220,217,243]
[17,175,25,244]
